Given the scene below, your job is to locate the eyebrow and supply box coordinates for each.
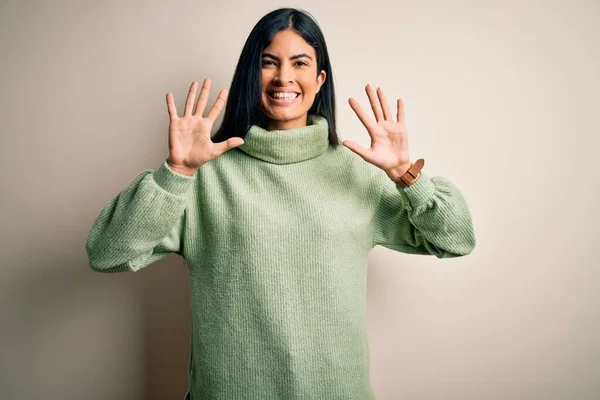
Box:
[262,52,313,61]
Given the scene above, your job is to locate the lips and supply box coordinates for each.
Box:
[266,91,301,106]
[268,92,300,99]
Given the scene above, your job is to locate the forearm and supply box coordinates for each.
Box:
[86,160,195,272]
[373,171,476,257]
[399,173,476,256]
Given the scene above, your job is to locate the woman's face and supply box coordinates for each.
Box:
[261,30,326,131]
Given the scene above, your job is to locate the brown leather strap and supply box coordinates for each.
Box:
[392,158,425,188]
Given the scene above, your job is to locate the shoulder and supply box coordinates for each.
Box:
[323,143,389,197]
[329,143,388,181]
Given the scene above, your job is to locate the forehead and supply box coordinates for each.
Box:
[263,30,315,57]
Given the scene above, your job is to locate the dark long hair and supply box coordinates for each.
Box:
[211,7,339,145]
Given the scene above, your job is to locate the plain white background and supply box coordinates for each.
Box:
[0,0,598,399]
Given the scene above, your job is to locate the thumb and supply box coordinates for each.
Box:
[342,140,370,161]
[213,137,244,158]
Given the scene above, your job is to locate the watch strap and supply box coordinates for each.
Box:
[392,158,425,188]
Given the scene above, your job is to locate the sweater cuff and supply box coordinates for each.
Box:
[152,160,195,195]
[396,171,436,209]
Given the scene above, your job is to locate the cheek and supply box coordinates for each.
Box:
[261,70,271,90]
[302,86,317,102]
[300,81,316,96]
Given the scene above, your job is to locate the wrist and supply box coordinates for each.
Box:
[384,163,412,181]
[388,158,425,188]
[166,160,197,176]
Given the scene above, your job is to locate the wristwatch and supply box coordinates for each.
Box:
[392,158,425,188]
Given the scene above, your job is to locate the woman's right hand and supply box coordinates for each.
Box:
[165,79,244,176]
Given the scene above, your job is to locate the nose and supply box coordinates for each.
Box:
[274,63,295,85]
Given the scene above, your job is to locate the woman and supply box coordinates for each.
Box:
[86,7,476,399]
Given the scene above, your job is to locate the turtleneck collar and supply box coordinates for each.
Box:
[237,114,330,165]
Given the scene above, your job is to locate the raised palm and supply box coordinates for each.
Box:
[166,79,243,175]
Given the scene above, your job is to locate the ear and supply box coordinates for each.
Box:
[316,70,326,93]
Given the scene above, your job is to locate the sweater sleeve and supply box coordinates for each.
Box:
[85,160,196,273]
[372,171,476,258]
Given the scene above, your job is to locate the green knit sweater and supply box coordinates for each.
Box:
[86,114,475,399]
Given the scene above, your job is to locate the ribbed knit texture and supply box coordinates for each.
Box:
[86,114,476,399]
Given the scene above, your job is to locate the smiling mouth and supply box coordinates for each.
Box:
[267,92,301,104]
[268,92,300,99]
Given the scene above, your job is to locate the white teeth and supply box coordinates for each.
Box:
[272,93,299,99]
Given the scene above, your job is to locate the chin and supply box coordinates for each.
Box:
[266,112,304,122]
[268,112,296,121]
[262,105,298,119]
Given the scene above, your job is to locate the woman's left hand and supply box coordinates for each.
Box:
[343,84,413,177]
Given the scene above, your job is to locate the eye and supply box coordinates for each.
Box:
[261,60,308,67]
